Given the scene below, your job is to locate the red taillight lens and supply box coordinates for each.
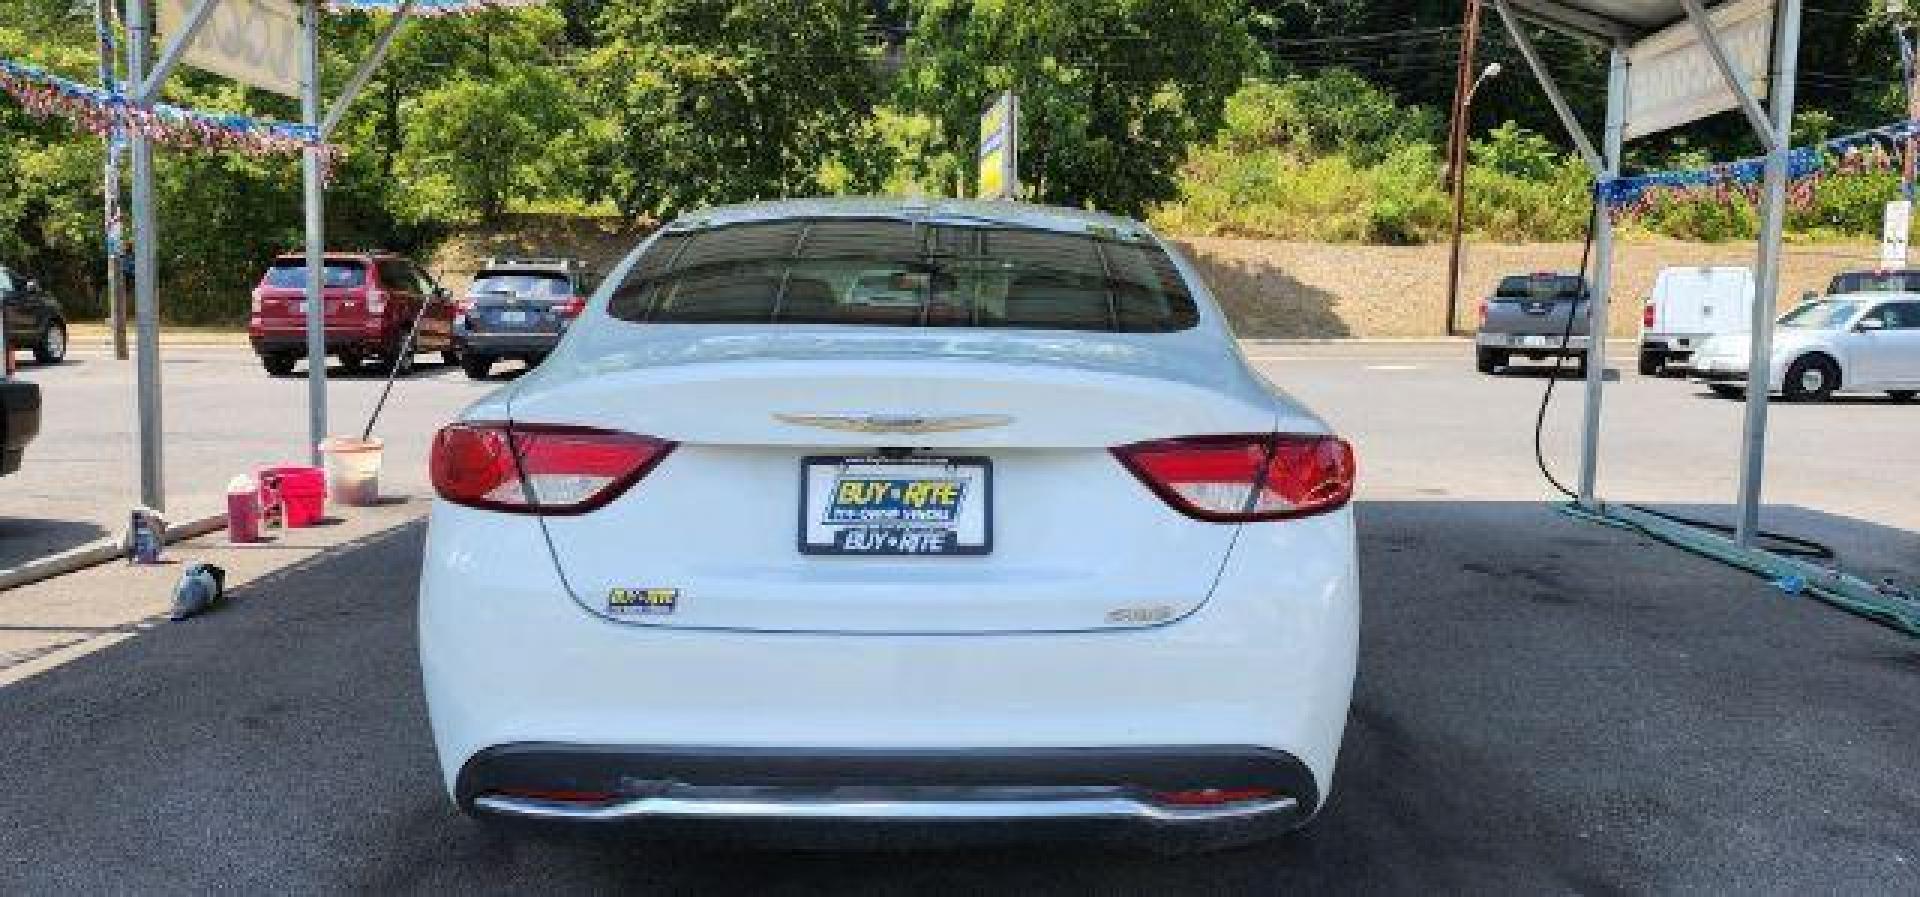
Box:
[429,423,674,515]
[554,296,586,318]
[367,290,387,314]
[1643,302,1655,328]
[1476,298,1489,325]
[1151,787,1280,807]
[1112,434,1355,522]
[250,290,263,314]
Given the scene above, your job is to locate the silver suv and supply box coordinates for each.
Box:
[1475,272,1590,375]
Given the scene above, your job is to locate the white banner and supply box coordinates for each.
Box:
[1625,0,1775,141]
[1883,200,1911,267]
[158,0,302,98]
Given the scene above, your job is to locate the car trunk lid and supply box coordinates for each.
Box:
[511,327,1293,634]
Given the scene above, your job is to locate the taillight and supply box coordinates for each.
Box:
[1112,433,1355,522]
[250,290,263,314]
[1477,298,1489,325]
[367,291,386,314]
[430,423,675,515]
[1150,788,1281,807]
[554,296,586,318]
[1643,302,1655,328]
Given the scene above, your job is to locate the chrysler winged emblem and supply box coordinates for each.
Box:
[773,413,1015,435]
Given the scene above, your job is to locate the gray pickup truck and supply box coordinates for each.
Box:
[1475,272,1591,375]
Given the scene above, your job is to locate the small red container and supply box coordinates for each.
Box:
[227,477,262,543]
[259,465,326,527]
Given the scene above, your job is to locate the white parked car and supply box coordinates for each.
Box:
[419,199,1360,851]
[1690,294,1920,402]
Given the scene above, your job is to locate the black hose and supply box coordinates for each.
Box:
[1529,184,1835,561]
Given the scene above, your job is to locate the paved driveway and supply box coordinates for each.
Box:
[0,342,1915,892]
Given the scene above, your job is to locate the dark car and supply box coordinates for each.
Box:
[0,264,68,365]
[1474,272,1591,375]
[1826,269,1920,295]
[0,322,40,477]
[247,252,457,376]
[453,257,591,379]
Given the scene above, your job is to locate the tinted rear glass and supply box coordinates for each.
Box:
[471,273,571,297]
[265,261,365,289]
[1828,272,1920,294]
[605,218,1198,332]
[1495,274,1586,300]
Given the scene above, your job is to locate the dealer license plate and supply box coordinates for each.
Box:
[800,456,991,556]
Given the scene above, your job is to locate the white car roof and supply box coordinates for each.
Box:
[670,197,1153,238]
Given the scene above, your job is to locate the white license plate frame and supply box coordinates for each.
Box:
[799,456,992,556]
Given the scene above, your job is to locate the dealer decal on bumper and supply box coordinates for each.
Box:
[607,588,679,616]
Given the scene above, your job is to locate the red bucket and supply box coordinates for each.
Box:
[260,465,327,528]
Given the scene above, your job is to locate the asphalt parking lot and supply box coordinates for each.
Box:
[1,341,1915,892]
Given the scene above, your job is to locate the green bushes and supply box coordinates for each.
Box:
[1154,74,1904,246]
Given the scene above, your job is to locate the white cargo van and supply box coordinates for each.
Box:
[1638,265,1755,375]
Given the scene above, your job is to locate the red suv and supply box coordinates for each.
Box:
[248,252,457,376]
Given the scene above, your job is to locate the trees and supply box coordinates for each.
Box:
[897,0,1256,215]
[585,0,884,218]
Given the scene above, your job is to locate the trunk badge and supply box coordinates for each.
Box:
[774,413,1015,435]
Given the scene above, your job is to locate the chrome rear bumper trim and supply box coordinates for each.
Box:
[472,792,1299,824]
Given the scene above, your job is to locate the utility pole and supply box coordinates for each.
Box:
[1443,0,1484,336]
[94,0,129,360]
[1902,22,1917,201]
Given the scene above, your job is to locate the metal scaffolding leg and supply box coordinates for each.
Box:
[302,0,328,466]
[1577,48,1627,507]
[124,0,163,512]
[1736,0,1803,545]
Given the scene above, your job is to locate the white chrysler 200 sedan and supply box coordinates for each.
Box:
[419,198,1359,851]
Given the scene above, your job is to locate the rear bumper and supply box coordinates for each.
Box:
[454,330,561,357]
[250,333,391,356]
[0,380,41,476]
[1475,332,1590,350]
[419,502,1360,846]
[459,744,1314,847]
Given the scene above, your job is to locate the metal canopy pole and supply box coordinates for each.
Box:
[1491,0,1605,171]
[94,0,129,361]
[1679,0,1780,153]
[320,0,413,140]
[125,0,164,512]
[1736,0,1802,545]
[302,0,327,466]
[1577,46,1628,507]
[134,0,219,103]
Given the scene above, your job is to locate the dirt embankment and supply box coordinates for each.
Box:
[430,214,653,296]
[1177,237,1880,338]
[431,215,1875,339]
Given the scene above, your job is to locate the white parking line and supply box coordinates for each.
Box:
[1364,364,1423,371]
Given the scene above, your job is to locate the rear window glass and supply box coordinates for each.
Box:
[265,261,365,289]
[1828,272,1920,294]
[471,273,572,297]
[1495,274,1586,300]
[605,218,1198,332]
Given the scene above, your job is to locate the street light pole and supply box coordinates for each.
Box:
[1445,61,1502,337]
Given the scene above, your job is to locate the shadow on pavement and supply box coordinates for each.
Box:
[0,502,1915,893]
[0,517,110,570]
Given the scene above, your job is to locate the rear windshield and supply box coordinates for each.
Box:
[1494,274,1586,300]
[264,261,365,289]
[1828,272,1920,294]
[471,272,572,297]
[605,218,1198,332]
